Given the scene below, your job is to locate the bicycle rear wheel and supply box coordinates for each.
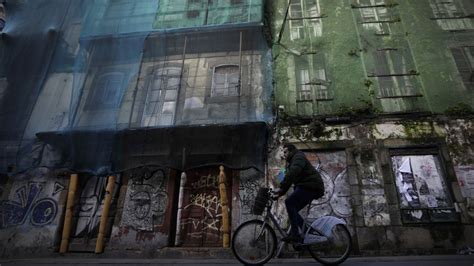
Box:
[307,224,352,265]
[231,219,277,265]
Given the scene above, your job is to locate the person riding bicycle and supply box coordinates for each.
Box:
[274,143,325,243]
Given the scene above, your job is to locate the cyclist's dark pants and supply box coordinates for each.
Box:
[285,186,321,237]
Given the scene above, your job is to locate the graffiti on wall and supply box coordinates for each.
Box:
[121,169,169,231]
[238,170,264,216]
[304,151,352,220]
[179,168,231,247]
[73,175,120,237]
[0,182,63,228]
[181,192,222,239]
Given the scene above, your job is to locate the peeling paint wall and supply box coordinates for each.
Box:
[305,151,352,220]
[272,116,474,254]
[269,0,473,116]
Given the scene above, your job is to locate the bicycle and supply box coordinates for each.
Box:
[232,187,352,265]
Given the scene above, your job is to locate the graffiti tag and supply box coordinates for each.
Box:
[0,182,58,228]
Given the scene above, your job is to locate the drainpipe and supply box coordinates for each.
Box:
[238,31,243,123]
[95,175,116,254]
[218,165,230,248]
[59,174,78,254]
[174,171,187,246]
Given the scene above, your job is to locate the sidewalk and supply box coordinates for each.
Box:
[1,255,473,266]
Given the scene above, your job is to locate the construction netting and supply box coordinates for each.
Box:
[0,0,272,175]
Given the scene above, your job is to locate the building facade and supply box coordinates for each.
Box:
[269,0,474,255]
[0,0,473,258]
[0,0,272,255]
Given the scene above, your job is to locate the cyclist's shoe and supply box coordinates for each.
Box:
[281,235,302,243]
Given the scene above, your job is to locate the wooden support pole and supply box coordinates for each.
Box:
[218,165,230,248]
[95,175,116,254]
[59,173,78,254]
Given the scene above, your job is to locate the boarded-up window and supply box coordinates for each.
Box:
[451,46,474,90]
[371,49,420,98]
[391,154,457,223]
[289,0,322,41]
[85,72,124,110]
[142,67,181,127]
[429,0,473,30]
[211,65,239,97]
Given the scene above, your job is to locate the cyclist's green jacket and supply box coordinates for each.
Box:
[280,150,325,197]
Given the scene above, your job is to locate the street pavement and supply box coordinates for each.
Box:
[0,255,473,266]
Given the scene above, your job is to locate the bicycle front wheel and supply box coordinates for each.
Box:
[307,224,352,265]
[231,219,277,265]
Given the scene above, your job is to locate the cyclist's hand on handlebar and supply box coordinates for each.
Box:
[270,188,282,200]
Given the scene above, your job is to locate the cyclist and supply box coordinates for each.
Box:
[274,143,325,243]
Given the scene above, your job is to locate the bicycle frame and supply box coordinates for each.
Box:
[258,196,348,255]
[232,188,352,265]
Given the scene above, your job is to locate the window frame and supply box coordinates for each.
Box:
[389,148,459,224]
[370,48,422,98]
[429,0,473,31]
[357,0,393,35]
[141,66,182,127]
[295,54,332,103]
[84,71,125,111]
[450,46,474,90]
[288,0,323,41]
[210,64,240,98]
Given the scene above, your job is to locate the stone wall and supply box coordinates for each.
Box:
[270,117,474,254]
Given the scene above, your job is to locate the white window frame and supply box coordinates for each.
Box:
[358,0,391,35]
[289,0,322,41]
[142,67,181,127]
[298,69,312,101]
[211,64,240,97]
[429,0,473,30]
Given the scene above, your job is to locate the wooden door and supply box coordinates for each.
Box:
[178,166,232,247]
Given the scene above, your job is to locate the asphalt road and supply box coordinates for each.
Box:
[0,255,473,266]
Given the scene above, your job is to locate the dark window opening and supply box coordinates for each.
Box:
[85,72,125,110]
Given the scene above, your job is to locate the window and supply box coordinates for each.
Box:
[391,153,457,223]
[295,55,331,101]
[104,0,148,19]
[298,69,312,101]
[289,0,322,41]
[357,0,393,35]
[142,67,181,127]
[85,72,124,110]
[371,49,420,98]
[211,65,239,97]
[187,10,200,18]
[429,0,473,30]
[451,46,474,89]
